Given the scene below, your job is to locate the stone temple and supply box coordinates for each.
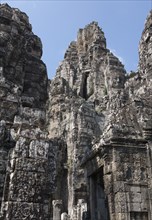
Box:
[0,3,152,220]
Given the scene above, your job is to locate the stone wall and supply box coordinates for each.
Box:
[0,4,54,219]
[48,10,152,220]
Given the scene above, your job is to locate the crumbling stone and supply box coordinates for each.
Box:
[0,3,52,220]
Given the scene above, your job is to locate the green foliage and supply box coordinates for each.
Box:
[129,71,137,78]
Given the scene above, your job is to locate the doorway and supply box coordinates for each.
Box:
[89,167,109,220]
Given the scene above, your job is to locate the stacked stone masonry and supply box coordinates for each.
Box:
[0,3,152,220]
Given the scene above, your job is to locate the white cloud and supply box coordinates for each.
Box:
[110,49,125,64]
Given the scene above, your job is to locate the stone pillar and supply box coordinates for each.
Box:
[52,200,62,220]
[61,212,70,220]
[77,199,88,220]
[72,205,77,220]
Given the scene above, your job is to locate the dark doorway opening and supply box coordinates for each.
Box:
[81,72,89,100]
[130,212,148,220]
[89,167,110,220]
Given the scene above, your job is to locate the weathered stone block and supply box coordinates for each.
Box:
[15,158,48,173]
[29,140,49,159]
[115,213,128,220]
[129,202,141,212]
[113,181,125,193]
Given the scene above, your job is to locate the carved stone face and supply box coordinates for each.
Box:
[24,35,42,59]
[111,74,125,89]
[0,5,12,62]
[0,4,47,110]
[0,4,33,63]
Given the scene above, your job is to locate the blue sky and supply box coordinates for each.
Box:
[1,0,151,79]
